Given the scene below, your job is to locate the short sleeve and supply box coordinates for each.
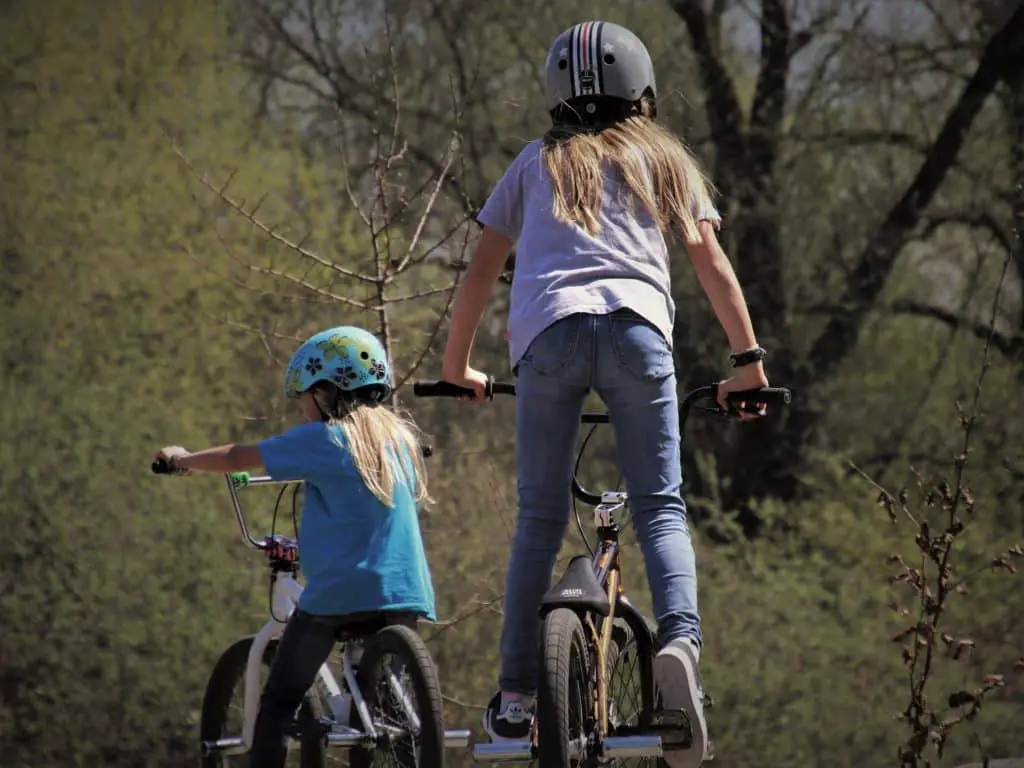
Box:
[691,195,721,227]
[258,422,339,481]
[475,144,532,242]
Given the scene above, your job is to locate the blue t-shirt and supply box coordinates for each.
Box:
[257,421,436,620]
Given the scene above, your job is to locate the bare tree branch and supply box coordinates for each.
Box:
[246,1,479,214]
[393,270,461,391]
[749,0,791,184]
[890,299,1023,358]
[395,135,458,273]
[918,210,1017,254]
[808,4,1024,380]
[789,129,924,151]
[171,143,379,284]
[669,0,745,192]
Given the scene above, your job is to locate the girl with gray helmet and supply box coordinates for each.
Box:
[440,21,769,768]
[154,326,436,768]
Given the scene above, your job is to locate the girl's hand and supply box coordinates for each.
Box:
[156,445,192,475]
[717,364,770,420]
[442,365,490,403]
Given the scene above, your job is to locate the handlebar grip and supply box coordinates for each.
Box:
[412,379,518,400]
[412,380,482,398]
[724,386,792,406]
[412,379,499,400]
[722,386,792,416]
[152,459,173,474]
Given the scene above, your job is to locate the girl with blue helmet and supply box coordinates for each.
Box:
[155,326,435,768]
[441,21,770,768]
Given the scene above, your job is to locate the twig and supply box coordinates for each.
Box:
[171,142,378,284]
[888,253,1015,767]
[442,694,488,711]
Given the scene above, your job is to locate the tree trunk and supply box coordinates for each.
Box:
[669,0,1024,535]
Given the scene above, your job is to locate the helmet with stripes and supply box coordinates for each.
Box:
[544,21,657,127]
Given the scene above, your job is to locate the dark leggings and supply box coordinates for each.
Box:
[249,609,419,768]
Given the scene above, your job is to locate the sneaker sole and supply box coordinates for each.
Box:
[653,642,708,768]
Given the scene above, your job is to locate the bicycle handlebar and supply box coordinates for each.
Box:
[413,379,792,506]
[412,379,517,399]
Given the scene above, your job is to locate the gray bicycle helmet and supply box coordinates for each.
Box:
[544,21,657,126]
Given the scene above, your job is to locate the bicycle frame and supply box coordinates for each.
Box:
[200,472,471,758]
[589,491,627,742]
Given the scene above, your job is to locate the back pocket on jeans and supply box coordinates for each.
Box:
[518,315,583,376]
[609,314,674,381]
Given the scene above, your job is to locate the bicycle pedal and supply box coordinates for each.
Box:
[283,716,334,741]
[647,709,692,747]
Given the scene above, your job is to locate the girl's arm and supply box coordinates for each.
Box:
[441,226,514,382]
[687,221,769,391]
[163,444,264,474]
[687,222,761,354]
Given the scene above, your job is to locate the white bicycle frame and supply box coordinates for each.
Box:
[201,472,469,759]
[237,558,367,751]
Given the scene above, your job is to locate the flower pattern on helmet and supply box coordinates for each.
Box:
[285,367,303,396]
[315,335,350,360]
[283,326,392,399]
[316,334,376,371]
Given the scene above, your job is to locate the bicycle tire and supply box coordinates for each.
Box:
[348,624,445,768]
[199,636,325,768]
[537,608,593,768]
[606,620,666,768]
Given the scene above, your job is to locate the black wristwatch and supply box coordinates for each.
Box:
[729,346,767,368]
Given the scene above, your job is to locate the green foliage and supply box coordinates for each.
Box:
[1,1,1022,767]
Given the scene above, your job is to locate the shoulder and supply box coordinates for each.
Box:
[519,139,543,170]
[277,421,332,443]
[504,139,544,177]
[261,421,348,460]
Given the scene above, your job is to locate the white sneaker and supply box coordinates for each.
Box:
[653,638,707,768]
[482,691,533,742]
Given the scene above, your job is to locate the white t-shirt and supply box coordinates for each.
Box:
[476,139,720,370]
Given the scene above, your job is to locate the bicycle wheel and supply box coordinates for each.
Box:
[348,624,445,768]
[537,608,594,768]
[606,620,665,768]
[200,636,325,768]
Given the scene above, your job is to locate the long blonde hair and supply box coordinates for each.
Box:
[311,383,430,507]
[542,104,716,244]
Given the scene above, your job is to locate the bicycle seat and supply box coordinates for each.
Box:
[539,555,611,617]
[333,611,420,642]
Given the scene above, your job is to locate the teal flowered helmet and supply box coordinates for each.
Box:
[284,326,392,402]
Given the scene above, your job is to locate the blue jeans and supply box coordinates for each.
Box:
[499,310,701,696]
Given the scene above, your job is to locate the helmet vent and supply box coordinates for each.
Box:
[603,53,615,64]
